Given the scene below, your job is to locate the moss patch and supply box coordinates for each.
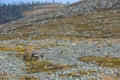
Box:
[18,76,38,80]
[25,60,76,74]
[78,56,120,67]
[59,70,96,77]
[102,76,120,80]
[0,75,38,80]
[0,44,34,52]
[0,47,13,51]
[35,43,68,50]
[0,42,67,52]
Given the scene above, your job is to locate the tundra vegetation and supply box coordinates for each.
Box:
[0,0,120,80]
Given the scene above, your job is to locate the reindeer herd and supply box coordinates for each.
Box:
[23,49,43,61]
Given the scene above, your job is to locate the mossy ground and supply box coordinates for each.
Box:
[0,43,67,52]
[59,70,96,77]
[78,56,120,67]
[25,60,76,74]
[0,72,38,80]
[1,75,38,80]
[18,76,38,80]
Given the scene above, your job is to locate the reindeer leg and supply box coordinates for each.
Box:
[23,55,27,61]
[31,55,33,60]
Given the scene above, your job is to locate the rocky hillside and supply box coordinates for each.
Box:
[23,4,64,17]
[0,0,119,41]
[0,0,120,80]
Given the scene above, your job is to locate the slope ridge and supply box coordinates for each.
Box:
[0,0,120,40]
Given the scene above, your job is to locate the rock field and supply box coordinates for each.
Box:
[0,39,120,80]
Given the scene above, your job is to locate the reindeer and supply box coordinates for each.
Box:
[31,53,43,60]
[31,53,39,60]
[23,49,29,61]
[23,49,44,61]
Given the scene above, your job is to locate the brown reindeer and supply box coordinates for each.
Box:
[23,49,29,61]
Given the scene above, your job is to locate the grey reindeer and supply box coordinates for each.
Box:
[31,53,43,60]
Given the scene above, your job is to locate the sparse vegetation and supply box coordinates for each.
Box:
[25,60,76,74]
[78,56,120,67]
[0,74,38,80]
[18,76,38,80]
[59,70,96,77]
[0,8,119,40]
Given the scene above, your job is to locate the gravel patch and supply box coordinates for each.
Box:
[0,51,26,79]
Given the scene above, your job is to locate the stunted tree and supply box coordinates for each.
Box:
[53,0,55,4]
